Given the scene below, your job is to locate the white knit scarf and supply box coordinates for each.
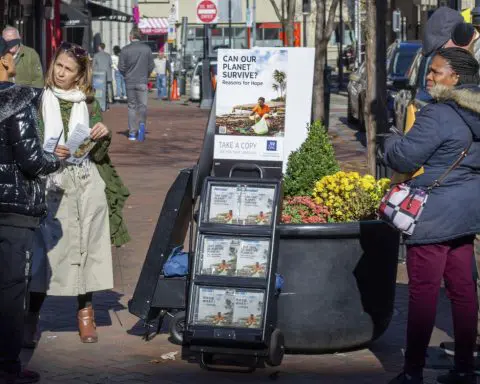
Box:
[42,87,90,189]
[42,87,89,146]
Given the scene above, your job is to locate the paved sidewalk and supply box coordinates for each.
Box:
[22,95,460,384]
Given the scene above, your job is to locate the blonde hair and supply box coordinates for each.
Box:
[45,43,94,98]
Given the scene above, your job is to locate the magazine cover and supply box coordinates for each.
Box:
[240,186,275,225]
[194,287,234,327]
[207,185,241,224]
[214,49,288,162]
[235,239,269,278]
[232,289,265,329]
[199,237,239,276]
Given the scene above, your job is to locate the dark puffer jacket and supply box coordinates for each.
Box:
[0,82,60,228]
[384,84,480,245]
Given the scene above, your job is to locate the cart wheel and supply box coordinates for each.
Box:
[266,329,284,367]
[168,310,185,345]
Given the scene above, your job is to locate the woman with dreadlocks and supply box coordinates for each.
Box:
[386,47,480,384]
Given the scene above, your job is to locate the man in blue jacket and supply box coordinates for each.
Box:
[0,37,60,383]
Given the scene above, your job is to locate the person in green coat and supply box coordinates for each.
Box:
[23,42,130,349]
[2,26,44,88]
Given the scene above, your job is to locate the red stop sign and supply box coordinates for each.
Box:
[197,0,218,24]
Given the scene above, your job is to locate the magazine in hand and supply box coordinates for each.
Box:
[232,289,265,329]
[65,123,96,165]
[235,239,270,278]
[194,287,234,327]
[199,237,239,276]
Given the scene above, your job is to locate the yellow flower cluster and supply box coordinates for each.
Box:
[312,171,390,222]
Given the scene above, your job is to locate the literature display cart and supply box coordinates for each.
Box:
[182,169,284,371]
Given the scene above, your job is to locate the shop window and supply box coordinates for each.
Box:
[211,27,223,36]
[264,28,279,40]
[234,27,246,38]
[195,27,204,38]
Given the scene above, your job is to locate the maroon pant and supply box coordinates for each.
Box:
[404,236,477,376]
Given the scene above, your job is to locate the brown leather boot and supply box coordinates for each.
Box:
[23,312,40,349]
[77,306,98,343]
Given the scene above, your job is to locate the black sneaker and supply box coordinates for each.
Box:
[436,370,475,384]
[440,342,480,357]
[389,372,423,384]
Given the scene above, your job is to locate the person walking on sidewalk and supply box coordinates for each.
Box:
[112,45,126,101]
[23,41,130,348]
[119,27,154,141]
[154,51,169,100]
[2,26,43,88]
[386,48,480,384]
[92,43,113,108]
[0,36,60,384]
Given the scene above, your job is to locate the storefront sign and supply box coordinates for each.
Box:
[196,0,218,24]
[213,48,315,174]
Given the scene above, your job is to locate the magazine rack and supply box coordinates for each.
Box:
[182,165,284,372]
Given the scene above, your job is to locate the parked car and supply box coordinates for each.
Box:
[190,60,217,101]
[347,40,421,130]
[393,50,433,132]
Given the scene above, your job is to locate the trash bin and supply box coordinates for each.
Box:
[179,69,187,96]
[324,66,332,129]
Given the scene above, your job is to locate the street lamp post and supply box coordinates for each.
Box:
[200,24,213,110]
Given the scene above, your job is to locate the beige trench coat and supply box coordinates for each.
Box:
[30,161,113,295]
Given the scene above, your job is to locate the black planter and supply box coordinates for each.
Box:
[277,220,399,354]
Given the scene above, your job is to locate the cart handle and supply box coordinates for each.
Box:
[228,163,264,179]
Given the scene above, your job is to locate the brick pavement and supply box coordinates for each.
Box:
[22,94,462,384]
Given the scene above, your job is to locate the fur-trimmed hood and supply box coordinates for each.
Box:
[429,84,480,139]
[0,83,42,124]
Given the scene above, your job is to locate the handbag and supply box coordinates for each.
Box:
[378,139,472,236]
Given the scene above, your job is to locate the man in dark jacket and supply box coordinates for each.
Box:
[119,27,154,141]
[0,37,60,383]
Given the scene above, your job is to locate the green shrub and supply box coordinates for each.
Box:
[283,121,339,197]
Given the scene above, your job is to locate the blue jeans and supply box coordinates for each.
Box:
[115,70,126,98]
[156,74,167,99]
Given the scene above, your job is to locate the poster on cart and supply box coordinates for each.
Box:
[198,237,240,276]
[232,289,265,329]
[193,287,234,326]
[213,47,315,176]
[235,239,270,278]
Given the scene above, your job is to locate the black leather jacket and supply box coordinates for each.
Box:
[0,83,60,228]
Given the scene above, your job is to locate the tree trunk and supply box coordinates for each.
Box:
[365,0,387,176]
[285,0,296,46]
[312,0,340,124]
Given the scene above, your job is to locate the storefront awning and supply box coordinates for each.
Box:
[138,18,169,35]
[87,1,133,23]
[60,2,89,27]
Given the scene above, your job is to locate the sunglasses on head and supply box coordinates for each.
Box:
[59,41,88,59]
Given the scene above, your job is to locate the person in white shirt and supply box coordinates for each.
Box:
[154,51,169,100]
[112,45,126,100]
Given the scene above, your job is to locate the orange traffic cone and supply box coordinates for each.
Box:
[170,78,180,101]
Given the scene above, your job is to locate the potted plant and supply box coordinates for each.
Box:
[277,121,399,354]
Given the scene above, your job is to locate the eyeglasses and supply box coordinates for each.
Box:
[59,41,88,60]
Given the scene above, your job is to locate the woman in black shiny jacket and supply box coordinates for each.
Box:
[0,84,60,228]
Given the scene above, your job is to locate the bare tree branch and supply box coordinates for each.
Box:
[269,0,284,22]
[326,0,341,41]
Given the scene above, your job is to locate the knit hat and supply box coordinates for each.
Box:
[451,22,476,47]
